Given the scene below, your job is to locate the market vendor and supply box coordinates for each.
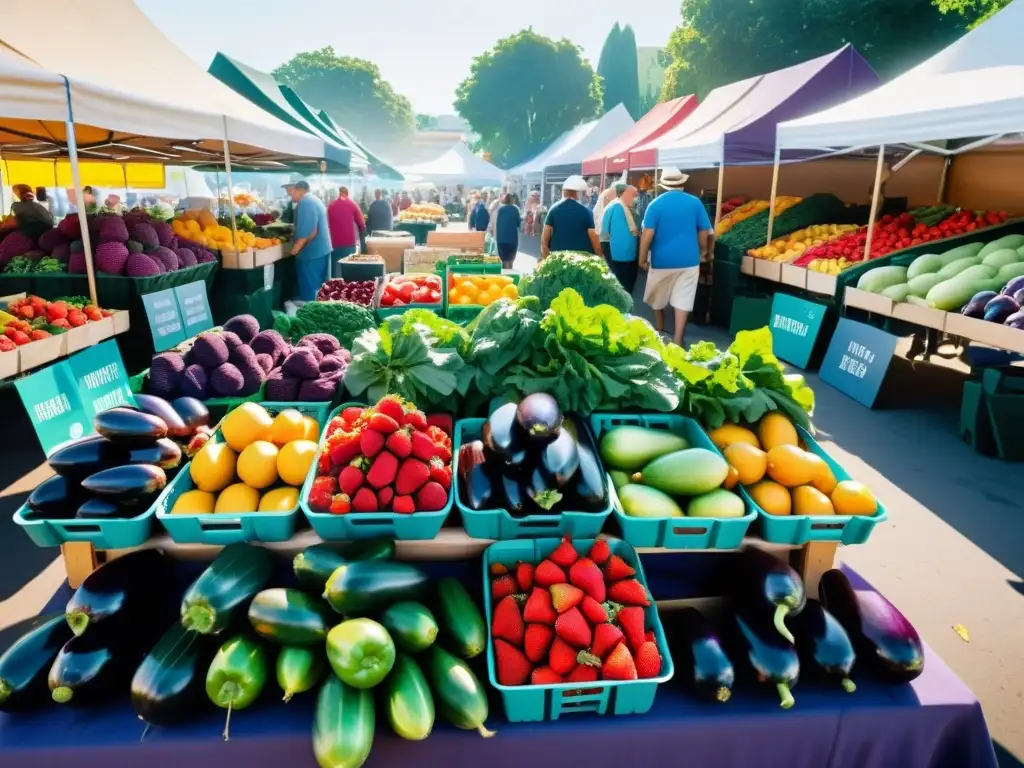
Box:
[327,185,366,277]
[286,180,331,301]
[10,184,54,239]
[540,175,601,260]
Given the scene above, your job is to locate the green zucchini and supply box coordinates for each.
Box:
[293,540,397,594]
[247,588,331,647]
[426,645,493,737]
[205,634,268,741]
[276,647,325,702]
[434,578,486,658]
[385,653,434,740]
[313,676,375,768]
[323,562,428,616]
[131,622,217,725]
[182,544,274,635]
[347,537,397,562]
[380,602,438,653]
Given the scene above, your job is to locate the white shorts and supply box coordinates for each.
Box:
[643,266,700,311]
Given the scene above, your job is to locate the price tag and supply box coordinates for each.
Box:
[263,263,275,292]
[769,294,826,369]
[819,318,899,408]
[174,281,213,336]
[66,340,136,421]
[142,288,186,351]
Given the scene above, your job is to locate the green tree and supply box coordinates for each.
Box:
[455,30,603,168]
[273,47,414,144]
[934,0,1011,26]
[416,114,438,131]
[598,24,642,119]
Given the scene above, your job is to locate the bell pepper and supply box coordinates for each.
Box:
[325,618,396,689]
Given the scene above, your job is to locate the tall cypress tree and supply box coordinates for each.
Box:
[597,23,641,119]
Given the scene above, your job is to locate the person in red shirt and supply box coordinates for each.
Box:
[326,186,366,277]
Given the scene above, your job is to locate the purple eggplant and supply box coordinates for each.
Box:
[730,611,799,709]
[961,291,996,318]
[983,294,1019,323]
[732,547,806,643]
[1011,289,1024,308]
[666,607,734,703]
[818,569,924,684]
[1002,275,1024,297]
[516,393,562,442]
[482,403,526,466]
[789,599,856,693]
[457,440,496,511]
[1005,310,1024,329]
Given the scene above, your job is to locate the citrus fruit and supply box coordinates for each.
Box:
[458,280,479,301]
[766,445,821,488]
[757,412,798,451]
[190,441,236,493]
[792,485,835,516]
[237,440,280,489]
[831,481,877,516]
[171,489,216,515]
[812,463,838,495]
[301,416,320,441]
[501,283,519,299]
[269,409,307,446]
[278,439,318,486]
[215,483,260,513]
[258,487,299,513]
[723,443,768,485]
[458,294,473,305]
[708,423,760,451]
[747,480,791,516]
[221,402,273,451]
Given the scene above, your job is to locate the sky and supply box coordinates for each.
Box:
[135,0,679,115]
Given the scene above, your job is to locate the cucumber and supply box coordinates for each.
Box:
[426,645,493,737]
[380,602,438,653]
[182,543,274,635]
[324,561,428,615]
[385,653,434,740]
[276,646,325,702]
[313,676,375,768]
[347,537,397,562]
[131,622,218,725]
[205,634,268,741]
[293,539,397,594]
[248,588,331,647]
[434,578,486,658]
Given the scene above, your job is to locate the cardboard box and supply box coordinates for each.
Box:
[0,291,27,308]
[426,230,485,250]
[946,313,1024,354]
[404,247,462,275]
[781,264,808,289]
[754,259,782,282]
[64,325,94,354]
[740,256,755,275]
[0,348,18,380]
[891,301,946,330]
[844,287,893,316]
[220,248,256,269]
[366,235,415,274]
[338,255,386,281]
[254,244,282,267]
[805,270,837,296]
[89,316,115,343]
[19,333,65,371]
[111,309,131,335]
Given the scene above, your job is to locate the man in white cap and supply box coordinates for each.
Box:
[540,175,601,259]
[638,167,714,346]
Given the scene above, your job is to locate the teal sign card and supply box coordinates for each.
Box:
[142,288,186,351]
[770,294,826,369]
[174,281,213,336]
[819,318,899,408]
[15,365,90,456]
[66,340,136,420]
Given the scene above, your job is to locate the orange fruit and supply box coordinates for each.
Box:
[278,439,318,486]
[723,443,768,485]
[269,409,307,446]
[747,480,791,516]
[757,412,798,451]
[502,283,519,299]
[708,423,760,451]
[236,441,279,489]
[830,481,878,516]
[301,416,320,441]
[792,485,835,516]
[722,465,740,490]
[811,463,838,495]
[766,445,821,488]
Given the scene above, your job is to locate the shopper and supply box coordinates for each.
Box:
[524,190,540,237]
[602,184,640,293]
[468,192,490,232]
[593,185,618,260]
[540,175,600,259]
[287,181,331,301]
[366,189,393,234]
[638,167,714,347]
[326,186,366,277]
[10,185,54,239]
[400,192,412,211]
[495,193,522,269]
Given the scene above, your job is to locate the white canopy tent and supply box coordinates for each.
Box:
[506,127,578,181]
[398,143,505,187]
[539,104,636,172]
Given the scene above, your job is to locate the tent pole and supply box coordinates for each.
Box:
[714,164,725,228]
[937,157,951,204]
[0,152,5,213]
[863,145,886,263]
[766,145,781,245]
[221,116,240,252]
[121,164,129,209]
[65,122,98,307]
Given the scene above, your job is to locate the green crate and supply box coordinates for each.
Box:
[444,271,520,323]
[376,273,445,319]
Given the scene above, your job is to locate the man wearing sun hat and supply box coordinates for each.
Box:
[638,167,715,346]
[540,175,601,259]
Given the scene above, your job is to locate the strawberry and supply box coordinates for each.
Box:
[395,458,430,495]
[533,560,566,588]
[351,487,378,513]
[367,451,399,489]
[608,579,650,607]
[433,442,452,463]
[342,406,365,424]
[531,667,563,685]
[386,428,413,458]
[404,409,428,431]
[308,475,337,511]
[524,624,554,663]
[494,639,532,686]
[569,558,606,602]
[523,587,557,625]
[338,459,367,496]
[327,432,362,467]
[30,330,51,340]
[549,536,579,568]
[46,303,68,321]
[329,493,351,514]
[377,487,394,509]
[359,428,386,458]
[549,583,584,614]
[491,574,518,600]
[635,641,662,679]
[579,596,610,626]
[410,430,440,461]
[554,607,591,649]
[514,562,534,592]
[566,663,600,683]
[590,623,625,660]
[490,563,509,576]
[548,637,581,676]
[603,555,636,583]
[392,495,416,514]
[367,412,399,434]
[602,642,638,681]
[426,424,451,449]
[415,481,447,512]
[615,606,646,652]
[375,396,405,423]
[67,309,86,327]
[491,595,525,646]
[588,538,611,566]
[428,458,451,490]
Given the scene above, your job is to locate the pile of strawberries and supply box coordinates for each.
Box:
[490,536,663,686]
[308,395,452,515]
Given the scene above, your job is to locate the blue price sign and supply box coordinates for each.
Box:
[15,365,90,456]
[174,281,213,336]
[819,318,899,408]
[66,340,136,421]
[142,288,186,351]
[770,294,826,369]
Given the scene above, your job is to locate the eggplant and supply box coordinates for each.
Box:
[49,622,163,705]
[100,437,182,471]
[25,474,82,519]
[961,290,997,318]
[482,402,526,464]
[1005,309,1024,329]
[732,547,806,643]
[524,466,563,511]
[789,598,856,693]
[732,610,799,709]
[81,463,167,503]
[501,472,530,518]
[516,393,562,442]
[457,440,496,511]
[171,397,210,434]
[562,415,606,511]
[0,614,74,711]
[819,569,924,684]
[539,428,580,488]
[47,435,112,480]
[983,294,1018,323]
[131,622,218,726]
[666,608,734,703]
[1002,275,1024,297]
[76,497,146,520]
[93,407,168,445]
[133,394,191,439]
[65,549,172,636]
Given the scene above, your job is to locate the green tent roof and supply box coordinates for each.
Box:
[311,107,404,182]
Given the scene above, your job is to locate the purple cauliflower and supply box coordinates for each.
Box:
[227,341,258,370]
[129,222,159,252]
[52,243,71,263]
[180,364,208,399]
[176,248,197,267]
[124,253,161,277]
[319,355,347,374]
[95,242,130,275]
[250,330,287,364]
[69,250,87,274]
[222,315,260,343]
[209,363,244,397]
[298,378,338,402]
[192,333,229,368]
[298,333,341,357]
[0,232,36,266]
[152,246,179,272]
[97,217,129,244]
[38,228,68,254]
[198,249,217,264]
[220,331,244,351]
[152,220,175,247]
[255,353,274,374]
[265,369,299,401]
[149,352,185,398]
[281,348,320,380]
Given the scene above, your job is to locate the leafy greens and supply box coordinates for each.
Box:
[518,252,633,313]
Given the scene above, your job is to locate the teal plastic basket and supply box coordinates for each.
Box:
[589,413,756,550]
[376,273,445,319]
[14,497,158,549]
[299,403,452,540]
[750,425,888,546]
[156,402,326,545]
[453,419,611,540]
[483,536,673,721]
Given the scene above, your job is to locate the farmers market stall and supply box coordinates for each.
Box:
[398,143,505,189]
[538,105,636,190]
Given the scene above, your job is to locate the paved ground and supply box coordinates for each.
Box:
[1,234,1021,764]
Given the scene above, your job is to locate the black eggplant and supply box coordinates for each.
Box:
[501,472,530,518]
[133,394,191,439]
[49,622,163,705]
[47,435,112,480]
[790,598,856,692]
[539,428,580,488]
[100,437,182,471]
[81,463,167,503]
[733,547,806,643]
[666,608,734,703]
[0,614,74,711]
[26,474,83,519]
[76,497,146,520]
[94,407,168,445]
[457,440,496,511]
[562,416,606,511]
[131,622,218,725]
[732,610,799,709]
[524,466,563,511]
[516,393,562,441]
[171,397,210,434]
[482,402,526,463]
[819,569,924,684]
[65,549,172,636]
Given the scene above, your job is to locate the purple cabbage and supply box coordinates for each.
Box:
[180,364,208,399]
[209,363,244,397]
[125,253,161,277]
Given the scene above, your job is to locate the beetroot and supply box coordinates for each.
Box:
[191,333,229,367]
[149,353,185,397]
[97,217,129,244]
[223,314,260,343]
[58,216,82,239]
[250,330,288,363]
[152,220,175,247]
[38,228,68,254]
[209,363,244,397]
[125,253,161,277]
[265,369,299,401]
[69,250,88,274]
[298,378,338,401]
[95,242,130,275]
[281,348,320,380]
[129,222,159,252]
[298,333,341,356]
[176,248,197,267]
[180,364,208,399]
[255,353,274,374]
[152,246,179,272]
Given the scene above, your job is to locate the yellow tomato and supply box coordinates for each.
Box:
[458,294,473,305]
[458,280,479,301]
[494,275,514,286]
[449,286,461,302]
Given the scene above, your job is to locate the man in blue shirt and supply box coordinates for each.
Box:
[494,193,522,269]
[601,184,640,293]
[468,192,490,232]
[287,180,331,301]
[541,175,601,259]
[639,167,715,346]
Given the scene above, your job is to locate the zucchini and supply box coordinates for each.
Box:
[0,614,73,711]
[276,646,325,702]
[205,634,268,741]
[346,537,397,562]
[248,588,331,647]
[324,561,428,615]
[313,676,375,768]
[293,539,397,594]
[380,602,438,653]
[131,621,218,725]
[426,645,493,737]
[385,653,434,740]
[181,543,274,635]
[434,578,486,658]
[65,549,171,636]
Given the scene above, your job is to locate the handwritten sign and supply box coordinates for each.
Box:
[819,318,899,408]
[66,340,136,421]
[174,281,213,336]
[142,288,186,351]
[770,294,826,369]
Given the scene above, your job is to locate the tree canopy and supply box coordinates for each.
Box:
[273,47,415,145]
[455,29,603,168]
[597,24,641,119]
[934,0,1011,26]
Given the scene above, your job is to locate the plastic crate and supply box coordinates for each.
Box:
[589,413,756,550]
[750,426,888,546]
[453,418,612,540]
[299,403,452,540]
[483,536,673,721]
[376,273,445,319]
[14,497,158,549]
[155,402,325,545]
